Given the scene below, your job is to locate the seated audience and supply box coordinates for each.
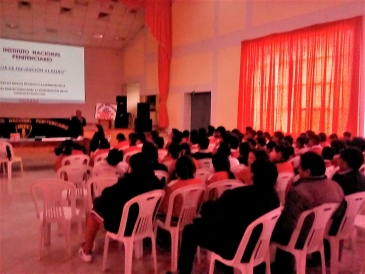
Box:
[162,142,180,170]
[231,129,244,142]
[256,136,266,150]
[308,134,322,155]
[295,136,308,156]
[343,131,352,142]
[272,152,344,247]
[123,133,141,155]
[246,138,257,149]
[322,147,336,168]
[269,143,294,174]
[319,132,330,148]
[217,142,240,168]
[329,133,339,142]
[207,125,215,139]
[266,141,276,154]
[332,147,365,195]
[90,124,105,153]
[54,140,85,171]
[175,143,200,170]
[90,138,110,166]
[283,135,294,146]
[351,137,365,152]
[189,130,199,151]
[272,131,284,144]
[141,142,168,172]
[229,136,240,158]
[237,142,251,166]
[159,156,202,217]
[331,139,346,166]
[94,149,128,175]
[214,126,227,140]
[236,149,269,184]
[182,130,190,143]
[206,153,236,186]
[136,132,146,146]
[113,133,129,150]
[264,131,272,142]
[174,159,280,274]
[192,137,213,160]
[78,153,163,262]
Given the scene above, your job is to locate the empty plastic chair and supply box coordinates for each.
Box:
[272,203,339,274]
[0,141,23,179]
[206,179,244,200]
[102,190,165,274]
[31,179,82,259]
[61,154,90,166]
[155,185,206,272]
[326,192,365,274]
[275,172,294,205]
[195,168,213,184]
[209,207,283,274]
[93,153,109,165]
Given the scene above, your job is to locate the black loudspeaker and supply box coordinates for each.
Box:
[114,112,129,128]
[137,102,150,119]
[134,118,152,132]
[116,96,127,114]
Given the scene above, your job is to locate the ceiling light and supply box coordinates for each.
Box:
[93,34,103,39]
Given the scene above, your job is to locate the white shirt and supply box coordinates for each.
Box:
[229,156,240,168]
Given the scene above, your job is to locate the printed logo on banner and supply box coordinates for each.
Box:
[95,103,117,120]
[15,124,32,138]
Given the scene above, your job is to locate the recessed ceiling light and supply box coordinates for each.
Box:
[5,23,19,29]
[93,34,103,39]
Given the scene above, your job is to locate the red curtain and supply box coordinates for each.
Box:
[238,17,362,136]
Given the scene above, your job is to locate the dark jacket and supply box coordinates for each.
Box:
[332,170,365,195]
[193,152,213,160]
[93,173,164,234]
[69,116,86,137]
[152,162,168,172]
[195,185,279,260]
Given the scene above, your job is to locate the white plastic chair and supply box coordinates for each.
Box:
[123,150,141,163]
[154,170,169,184]
[272,203,339,274]
[155,185,206,272]
[31,179,82,259]
[94,152,109,165]
[158,149,168,160]
[61,154,90,166]
[195,168,213,184]
[91,165,125,177]
[325,192,365,274]
[206,179,244,200]
[0,141,23,179]
[352,214,365,273]
[275,172,294,205]
[197,158,213,170]
[85,175,119,212]
[102,190,165,274]
[209,207,283,274]
[231,164,246,174]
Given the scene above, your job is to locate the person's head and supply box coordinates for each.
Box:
[263,132,271,141]
[198,128,207,137]
[96,124,104,135]
[214,126,226,139]
[283,135,294,146]
[245,126,253,136]
[251,159,278,189]
[172,131,183,144]
[129,133,138,146]
[137,132,146,144]
[129,153,155,178]
[338,147,364,172]
[256,130,264,138]
[266,141,276,153]
[151,130,159,142]
[343,131,352,141]
[351,137,365,152]
[175,155,196,180]
[329,133,338,142]
[318,133,327,143]
[246,138,257,149]
[76,110,81,117]
[63,139,73,155]
[248,149,269,166]
[106,149,123,166]
[182,130,190,139]
[331,139,346,155]
[116,133,126,142]
[231,129,244,141]
[168,142,180,159]
[217,142,231,157]
[99,138,110,149]
[322,147,335,161]
[272,131,284,144]
[142,142,159,163]
[155,137,165,149]
[296,137,306,149]
[298,152,326,178]
[239,142,251,158]
[208,125,215,137]
[270,143,292,162]
[170,128,180,138]
[179,143,192,156]
[198,137,209,150]
[212,153,231,172]
[308,135,320,147]
[229,136,240,150]
[306,130,315,137]
[256,137,266,148]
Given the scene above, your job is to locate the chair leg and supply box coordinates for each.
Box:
[265,254,271,274]
[151,235,158,274]
[329,239,339,274]
[134,239,143,259]
[44,223,51,245]
[38,222,44,260]
[170,229,179,272]
[319,247,327,274]
[102,236,110,272]
[124,240,134,274]
[208,257,215,274]
[20,160,23,175]
[197,246,201,263]
[294,253,306,274]
[7,162,11,179]
[65,221,71,258]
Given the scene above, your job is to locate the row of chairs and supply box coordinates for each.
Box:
[0,141,23,179]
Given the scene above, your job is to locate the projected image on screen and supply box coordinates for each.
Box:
[0,39,85,104]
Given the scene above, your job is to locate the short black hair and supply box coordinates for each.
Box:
[340,147,364,170]
[142,142,159,163]
[266,141,276,152]
[217,142,231,157]
[351,137,365,152]
[246,138,257,148]
[322,147,335,160]
[168,142,180,159]
[179,143,192,156]
[172,131,183,143]
[309,135,320,145]
[116,133,125,141]
[175,155,196,180]
[198,137,209,150]
[229,136,240,150]
[256,137,266,147]
[129,133,138,145]
[343,131,352,138]
[106,149,123,166]
[251,159,278,189]
[198,128,207,137]
[331,140,346,154]
[296,137,306,148]
[182,130,190,138]
[284,135,294,145]
[318,133,327,142]
[329,133,338,140]
[274,143,293,161]
[208,125,215,136]
[155,137,165,149]
[273,131,284,141]
[300,152,326,176]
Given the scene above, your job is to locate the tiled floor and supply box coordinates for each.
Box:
[0,152,364,274]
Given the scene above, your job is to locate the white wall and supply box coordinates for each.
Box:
[0,47,124,122]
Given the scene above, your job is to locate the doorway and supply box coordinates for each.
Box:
[190,92,211,130]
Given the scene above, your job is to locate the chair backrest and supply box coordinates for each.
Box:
[231,207,283,266]
[94,153,109,164]
[331,192,365,239]
[85,175,119,210]
[118,145,129,151]
[31,179,77,221]
[92,165,125,177]
[287,203,339,253]
[154,170,169,184]
[231,164,246,174]
[165,185,206,230]
[123,150,140,163]
[207,179,244,200]
[61,154,90,166]
[0,141,14,161]
[195,168,213,184]
[115,190,165,239]
[197,158,213,170]
[275,172,294,205]
[56,165,89,196]
[158,149,168,160]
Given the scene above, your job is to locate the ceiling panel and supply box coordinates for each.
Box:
[0,0,145,50]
